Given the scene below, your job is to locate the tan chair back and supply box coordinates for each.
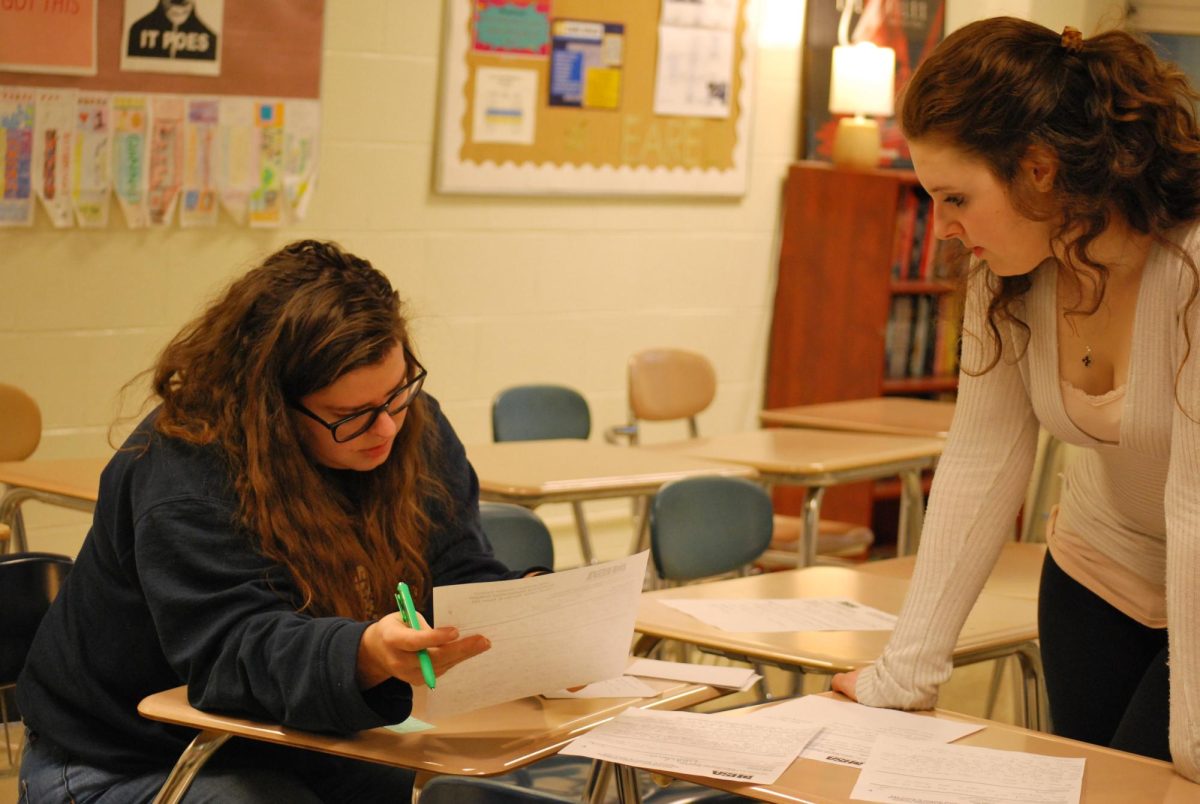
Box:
[0,384,41,461]
[628,349,716,422]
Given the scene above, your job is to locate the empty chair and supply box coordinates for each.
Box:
[607,348,716,445]
[491,384,596,564]
[480,502,555,571]
[0,384,43,554]
[0,551,73,773]
[651,475,774,584]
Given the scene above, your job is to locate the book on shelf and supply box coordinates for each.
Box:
[884,295,915,380]
[890,189,921,280]
[885,292,964,381]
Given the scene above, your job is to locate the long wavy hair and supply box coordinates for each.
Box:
[900,17,1200,374]
[147,240,449,618]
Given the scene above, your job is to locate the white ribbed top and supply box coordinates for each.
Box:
[855,220,1200,782]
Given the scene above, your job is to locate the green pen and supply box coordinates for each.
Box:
[394,582,437,690]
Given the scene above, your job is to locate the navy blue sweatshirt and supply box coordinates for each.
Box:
[17,395,522,772]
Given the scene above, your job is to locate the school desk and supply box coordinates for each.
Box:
[857,541,1047,601]
[651,692,1200,804]
[466,439,757,563]
[0,457,106,553]
[644,429,944,566]
[634,565,1045,731]
[138,680,720,804]
[759,397,956,438]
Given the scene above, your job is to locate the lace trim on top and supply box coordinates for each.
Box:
[1060,380,1125,442]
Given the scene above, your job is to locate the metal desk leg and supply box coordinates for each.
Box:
[800,487,827,568]
[896,469,926,556]
[1012,640,1049,733]
[583,760,613,804]
[613,762,644,804]
[151,730,232,804]
[571,501,596,565]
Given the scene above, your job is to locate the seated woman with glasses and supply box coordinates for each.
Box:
[16,241,542,803]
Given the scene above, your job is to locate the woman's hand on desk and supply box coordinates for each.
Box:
[831,668,861,701]
[356,613,491,689]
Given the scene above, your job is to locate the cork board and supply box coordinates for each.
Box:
[436,0,757,196]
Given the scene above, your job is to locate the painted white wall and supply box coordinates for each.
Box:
[947,0,1129,33]
[0,0,805,558]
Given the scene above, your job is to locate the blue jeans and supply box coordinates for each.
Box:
[18,728,415,803]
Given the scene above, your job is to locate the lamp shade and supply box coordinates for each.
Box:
[829,42,896,117]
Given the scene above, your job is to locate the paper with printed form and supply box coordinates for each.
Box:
[661,598,897,632]
[850,736,1085,804]
[561,707,819,784]
[543,675,663,699]
[427,551,649,720]
[745,695,982,768]
[625,658,760,691]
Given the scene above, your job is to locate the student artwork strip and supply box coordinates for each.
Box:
[0,85,320,227]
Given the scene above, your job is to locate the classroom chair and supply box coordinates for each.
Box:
[0,551,73,774]
[603,351,872,564]
[479,502,555,571]
[0,384,43,554]
[491,384,596,563]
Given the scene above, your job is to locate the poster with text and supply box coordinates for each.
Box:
[0,0,96,76]
[473,0,551,57]
[120,0,224,76]
[548,19,623,110]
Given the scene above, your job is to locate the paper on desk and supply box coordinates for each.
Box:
[543,675,661,699]
[745,695,981,768]
[851,736,1085,804]
[561,707,819,784]
[626,658,761,691]
[661,598,897,632]
[427,551,649,719]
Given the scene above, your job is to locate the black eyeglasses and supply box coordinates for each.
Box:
[290,353,427,443]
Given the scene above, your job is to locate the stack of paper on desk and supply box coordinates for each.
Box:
[426,551,648,719]
[661,597,897,631]
[543,658,761,699]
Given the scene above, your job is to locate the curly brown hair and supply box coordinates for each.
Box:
[146,240,449,618]
[900,17,1200,373]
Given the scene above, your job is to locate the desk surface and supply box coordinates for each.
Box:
[667,693,1200,803]
[0,457,107,501]
[645,429,944,479]
[857,542,1047,601]
[636,566,1036,673]
[759,397,956,439]
[467,439,756,505]
[139,680,718,777]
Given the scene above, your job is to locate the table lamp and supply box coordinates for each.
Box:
[829,40,896,169]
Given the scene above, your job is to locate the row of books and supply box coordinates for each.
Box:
[889,188,964,282]
[884,293,964,380]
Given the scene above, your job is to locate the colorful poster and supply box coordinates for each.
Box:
[0,87,36,226]
[112,94,148,227]
[472,67,537,145]
[548,20,623,110]
[216,96,252,224]
[146,95,183,225]
[120,0,224,77]
[33,89,75,227]
[72,90,110,226]
[248,100,282,227]
[283,98,319,222]
[0,0,96,76]
[180,97,218,227]
[473,0,551,57]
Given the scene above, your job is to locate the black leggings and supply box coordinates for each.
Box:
[1038,550,1169,761]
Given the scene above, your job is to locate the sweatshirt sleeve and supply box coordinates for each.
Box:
[134,497,412,733]
[856,271,1040,710]
[1164,238,1200,782]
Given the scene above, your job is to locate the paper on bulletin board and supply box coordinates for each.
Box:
[180,97,219,227]
[0,0,97,76]
[120,0,224,77]
[654,0,736,119]
[33,89,76,227]
[0,87,36,227]
[547,19,624,110]
[147,95,184,226]
[283,98,319,220]
[112,94,149,227]
[249,101,284,227]
[472,67,538,144]
[72,91,110,226]
[472,0,551,57]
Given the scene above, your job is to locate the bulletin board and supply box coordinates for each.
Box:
[437,0,758,196]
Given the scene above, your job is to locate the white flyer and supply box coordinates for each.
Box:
[561,707,818,784]
[427,551,649,719]
[660,598,897,632]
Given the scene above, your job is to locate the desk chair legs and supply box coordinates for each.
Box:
[896,469,926,556]
[570,501,597,565]
[800,487,827,567]
[152,729,232,804]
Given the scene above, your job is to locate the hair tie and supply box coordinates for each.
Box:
[1060,26,1083,54]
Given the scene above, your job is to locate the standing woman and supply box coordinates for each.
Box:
[17,241,535,802]
[832,18,1200,781]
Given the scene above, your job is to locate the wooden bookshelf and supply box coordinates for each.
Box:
[764,161,962,531]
